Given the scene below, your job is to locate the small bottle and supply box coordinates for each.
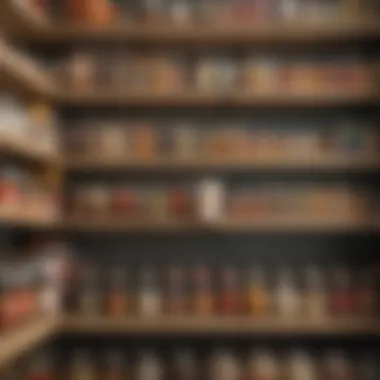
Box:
[104,349,126,380]
[247,350,278,380]
[209,349,240,380]
[71,350,95,380]
[197,179,225,222]
[274,268,300,318]
[246,268,270,317]
[220,266,240,315]
[323,351,353,380]
[193,265,214,316]
[79,265,99,315]
[329,267,352,316]
[172,349,198,380]
[354,268,376,317]
[286,350,316,380]
[136,351,162,380]
[106,267,128,316]
[167,265,187,315]
[138,267,162,317]
[303,266,326,320]
[28,350,53,380]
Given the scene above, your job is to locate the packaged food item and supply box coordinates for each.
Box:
[220,266,240,315]
[71,350,95,380]
[247,350,279,380]
[302,266,326,319]
[193,265,213,315]
[106,267,128,316]
[167,265,188,315]
[136,351,163,380]
[209,349,240,380]
[171,349,198,380]
[246,267,270,316]
[329,267,352,316]
[138,267,162,317]
[274,268,300,318]
[104,349,126,380]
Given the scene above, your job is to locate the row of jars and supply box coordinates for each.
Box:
[63,51,372,95]
[0,95,58,155]
[48,0,376,25]
[7,346,380,380]
[67,264,377,317]
[65,121,379,162]
[68,181,370,223]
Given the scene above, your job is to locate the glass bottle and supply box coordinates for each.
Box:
[303,266,326,320]
[136,351,162,380]
[329,267,352,316]
[354,268,376,317]
[287,350,316,380]
[246,268,270,317]
[79,265,99,315]
[104,349,125,380]
[193,265,214,316]
[71,350,95,380]
[274,268,300,318]
[172,349,198,380]
[247,350,278,380]
[167,265,187,315]
[209,349,240,380]
[323,351,353,380]
[106,267,128,317]
[138,267,162,317]
[220,266,240,315]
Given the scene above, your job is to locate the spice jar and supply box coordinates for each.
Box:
[86,184,110,219]
[138,267,162,317]
[247,350,279,380]
[209,349,240,380]
[274,268,300,318]
[244,56,279,94]
[99,125,128,161]
[246,268,270,317]
[71,350,95,380]
[67,52,95,91]
[193,265,213,316]
[354,268,376,317]
[302,266,326,320]
[111,186,138,219]
[168,187,192,220]
[79,265,99,315]
[151,55,185,93]
[329,267,352,316]
[172,125,198,160]
[104,349,126,380]
[28,350,53,380]
[132,123,157,160]
[286,351,316,380]
[106,267,128,316]
[136,351,163,380]
[323,351,353,380]
[171,349,198,380]
[166,265,187,315]
[220,266,240,315]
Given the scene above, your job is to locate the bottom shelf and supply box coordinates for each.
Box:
[61,316,380,336]
[0,316,58,370]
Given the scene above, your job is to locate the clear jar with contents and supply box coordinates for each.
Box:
[106,267,128,316]
[193,265,214,315]
[246,268,271,317]
[274,268,300,318]
[138,267,162,317]
[302,266,326,319]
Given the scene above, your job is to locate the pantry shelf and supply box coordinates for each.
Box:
[66,156,380,173]
[0,317,58,370]
[0,214,60,229]
[55,91,380,108]
[61,316,380,336]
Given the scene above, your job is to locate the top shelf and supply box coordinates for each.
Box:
[2,1,380,45]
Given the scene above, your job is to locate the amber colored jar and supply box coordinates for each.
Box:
[132,124,157,160]
[166,266,187,315]
[329,267,352,316]
[246,268,270,317]
[106,268,128,316]
[168,187,192,220]
[111,186,138,219]
[193,265,213,316]
[220,266,240,315]
[66,0,115,24]
[151,56,184,93]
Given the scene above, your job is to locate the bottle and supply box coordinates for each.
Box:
[106,267,128,316]
[209,349,240,380]
[246,268,270,317]
[71,350,95,380]
[138,267,162,317]
[220,266,240,315]
[167,265,187,315]
[323,351,352,380]
[286,350,316,380]
[79,265,99,315]
[354,268,376,317]
[329,267,352,316]
[274,268,300,318]
[197,179,224,222]
[303,266,326,320]
[356,353,378,380]
[104,349,126,380]
[171,349,198,380]
[247,350,278,380]
[136,351,162,380]
[193,265,214,316]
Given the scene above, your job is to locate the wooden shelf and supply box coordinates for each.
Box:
[56,91,379,108]
[63,218,375,233]
[61,316,380,336]
[66,156,380,172]
[0,39,54,99]
[0,214,60,229]
[0,317,58,370]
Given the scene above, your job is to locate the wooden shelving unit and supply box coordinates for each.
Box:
[0,317,58,370]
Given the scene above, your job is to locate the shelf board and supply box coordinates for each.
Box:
[63,218,375,233]
[0,316,58,369]
[61,316,380,335]
[0,214,60,229]
[0,39,55,99]
[66,156,380,172]
[56,91,379,108]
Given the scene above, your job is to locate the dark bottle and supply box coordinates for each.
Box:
[104,348,126,380]
[329,267,352,316]
[171,349,198,380]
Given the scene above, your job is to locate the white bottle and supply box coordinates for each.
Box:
[197,178,225,222]
[274,268,300,318]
